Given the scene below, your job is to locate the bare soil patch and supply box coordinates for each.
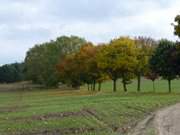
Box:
[128,103,180,135]
[16,127,96,135]
[13,108,98,122]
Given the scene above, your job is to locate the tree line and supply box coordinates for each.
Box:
[0,63,25,83]
[57,37,180,93]
[0,15,180,93]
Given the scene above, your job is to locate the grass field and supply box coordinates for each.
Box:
[101,78,180,93]
[0,78,180,135]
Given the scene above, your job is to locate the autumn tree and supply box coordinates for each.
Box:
[57,54,82,88]
[97,37,138,92]
[149,39,176,93]
[135,37,157,92]
[96,44,118,92]
[111,37,138,92]
[57,43,106,90]
[75,43,100,91]
[93,45,110,91]
[25,36,86,87]
[74,43,107,91]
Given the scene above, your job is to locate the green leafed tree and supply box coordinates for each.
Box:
[0,63,25,83]
[25,36,86,87]
[149,39,176,93]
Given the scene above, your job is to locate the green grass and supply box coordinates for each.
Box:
[101,78,180,93]
[0,79,180,135]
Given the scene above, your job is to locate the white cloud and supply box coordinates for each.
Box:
[0,0,179,64]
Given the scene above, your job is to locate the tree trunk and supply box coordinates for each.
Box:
[122,75,128,92]
[153,81,155,92]
[98,82,101,91]
[123,81,127,92]
[168,79,171,93]
[137,74,141,92]
[93,80,96,91]
[87,84,90,91]
[113,79,117,92]
[91,83,93,91]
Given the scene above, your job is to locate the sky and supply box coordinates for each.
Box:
[0,0,179,65]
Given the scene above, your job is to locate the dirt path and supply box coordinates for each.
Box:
[155,103,180,135]
[128,103,180,135]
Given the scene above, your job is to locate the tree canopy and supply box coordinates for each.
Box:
[0,63,24,83]
[149,39,176,92]
[97,37,138,92]
[25,35,86,87]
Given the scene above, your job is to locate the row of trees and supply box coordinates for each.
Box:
[56,15,180,93]
[56,37,180,93]
[1,14,179,93]
[57,37,152,92]
[2,38,176,93]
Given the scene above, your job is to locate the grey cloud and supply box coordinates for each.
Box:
[0,0,179,64]
[0,26,51,41]
[40,0,175,21]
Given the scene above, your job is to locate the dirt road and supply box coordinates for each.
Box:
[129,103,180,135]
[155,103,180,135]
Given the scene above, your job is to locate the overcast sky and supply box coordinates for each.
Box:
[0,0,179,65]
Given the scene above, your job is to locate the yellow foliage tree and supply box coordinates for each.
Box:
[97,37,138,92]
